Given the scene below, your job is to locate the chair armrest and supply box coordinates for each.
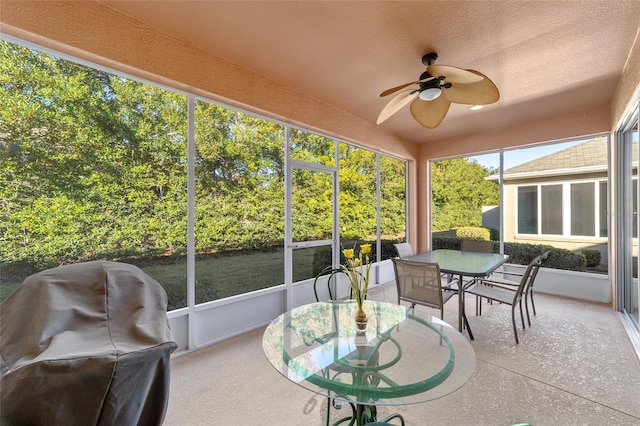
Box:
[443,277,460,291]
[481,277,519,290]
[492,268,524,278]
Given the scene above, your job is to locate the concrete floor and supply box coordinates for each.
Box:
[164,283,640,426]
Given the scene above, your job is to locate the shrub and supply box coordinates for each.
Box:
[312,238,404,276]
[502,242,586,271]
[582,249,602,267]
[312,246,333,277]
[432,236,461,250]
[455,226,490,241]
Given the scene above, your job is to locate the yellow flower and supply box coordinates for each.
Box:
[343,248,354,259]
[361,244,372,255]
[353,258,361,267]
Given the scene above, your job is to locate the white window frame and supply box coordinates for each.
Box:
[515,178,609,239]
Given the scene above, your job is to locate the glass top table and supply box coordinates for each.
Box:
[262,300,476,424]
[407,249,509,338]
[408,249,509,278]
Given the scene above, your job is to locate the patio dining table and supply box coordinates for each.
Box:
[262,300,476,425]
[407,249,509,339]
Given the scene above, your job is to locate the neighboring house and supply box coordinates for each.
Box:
[486,137,638,265]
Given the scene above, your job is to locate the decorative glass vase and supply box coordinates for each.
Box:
[355,306,368,330]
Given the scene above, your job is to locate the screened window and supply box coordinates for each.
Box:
[194,99,285,303]
[2,38,409,310]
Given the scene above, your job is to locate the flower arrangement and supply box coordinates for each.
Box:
[342,243,373,309]
[313,243,374,306]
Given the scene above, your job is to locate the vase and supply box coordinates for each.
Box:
[355,306,368,330]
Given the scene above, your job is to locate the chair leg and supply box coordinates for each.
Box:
[325,396,331,426]
[519,301,526,329]
[530,291,537,316]
[512,305,519,344]
[524,293,531,327]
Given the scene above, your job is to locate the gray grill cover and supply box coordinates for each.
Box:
[0,261,177,425]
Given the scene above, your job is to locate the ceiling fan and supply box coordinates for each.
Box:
[377,52,499,129]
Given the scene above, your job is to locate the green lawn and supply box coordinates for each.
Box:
[0,249,314,310]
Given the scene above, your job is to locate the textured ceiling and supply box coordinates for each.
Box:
[99,1,640,144]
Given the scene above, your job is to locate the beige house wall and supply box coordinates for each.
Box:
[499,184,610,264]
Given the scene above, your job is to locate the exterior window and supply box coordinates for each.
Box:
[541,185,562,234]
[599,181,608,237]
[518,186,538,234]
[517,180,607,238]
[571,182,596,236]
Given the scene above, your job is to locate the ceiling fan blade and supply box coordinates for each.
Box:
[409,96,451,129]
[441,70,500,105]
[380,76,435,97]
[426,65,484,83]
[377,90,419,124]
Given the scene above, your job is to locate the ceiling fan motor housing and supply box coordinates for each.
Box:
[422,52,438,66]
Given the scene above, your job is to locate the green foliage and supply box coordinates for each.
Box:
[312,239,404,277]
[502,242,586,271]
[0,39,408,303]
[431,158,499,230]
[432,236,461,250]
[487,227,500,241]
[455,226,490,241]
[432,236,586,272]
[582,249,602,267]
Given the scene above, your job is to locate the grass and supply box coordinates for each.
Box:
[0,249,316,310]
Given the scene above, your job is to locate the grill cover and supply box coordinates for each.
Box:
[0,261,177,425]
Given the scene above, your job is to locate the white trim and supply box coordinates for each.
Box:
[502,165,607,180]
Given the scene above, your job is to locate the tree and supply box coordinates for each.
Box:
[431,158,499,231]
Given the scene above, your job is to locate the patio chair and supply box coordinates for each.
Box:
[464,257,542,344]
[393,242,415,259]
[460,239,494,253]
[460,239,495,313]
[481,250,550,326]
[392,258,458,320]
[313,265,353,302]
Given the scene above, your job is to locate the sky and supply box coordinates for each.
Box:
[468,140,585,170]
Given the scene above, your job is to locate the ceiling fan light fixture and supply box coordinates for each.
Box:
[419,87,441,101]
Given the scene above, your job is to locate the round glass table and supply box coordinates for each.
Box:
[262,300,476,425]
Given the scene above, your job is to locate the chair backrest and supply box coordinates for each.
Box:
[313,267,351,301]
[460,239,493,253]
[512,256,544,303]
[392,258,443,310]
[393,242,415,259]
[527,250,550,289]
